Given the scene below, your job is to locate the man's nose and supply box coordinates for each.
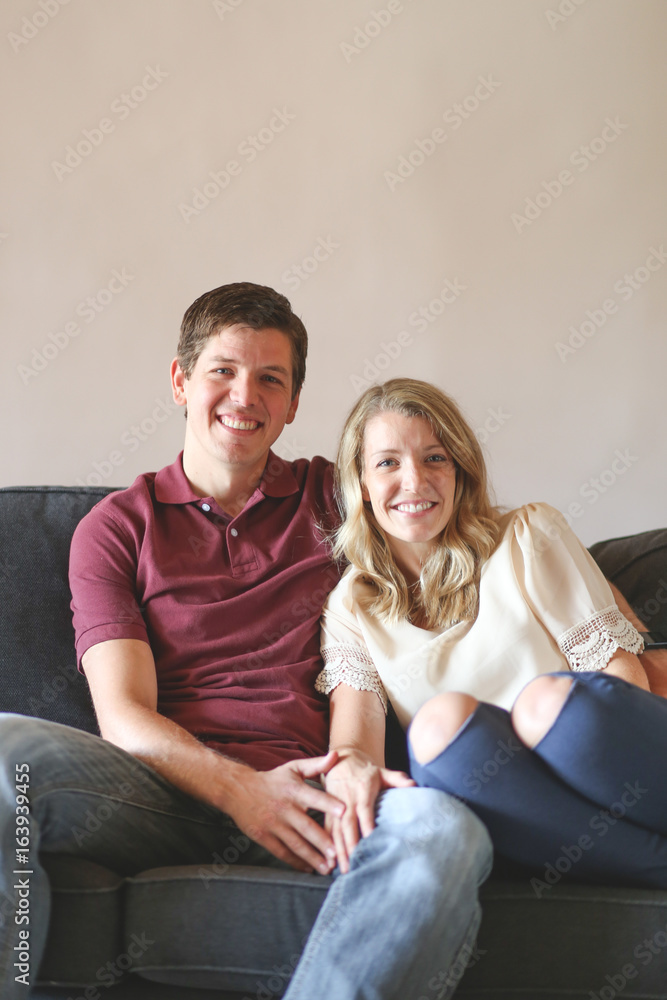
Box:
[230,373,258,407]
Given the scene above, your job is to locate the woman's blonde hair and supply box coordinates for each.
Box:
[333,378,501,630]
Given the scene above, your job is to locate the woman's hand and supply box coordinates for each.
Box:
[322,749,415,873]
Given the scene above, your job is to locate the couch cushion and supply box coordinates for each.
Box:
[0,486,118,733]
[124,864,331,992]
[38,855,125,987]
[460,881,667,995]
[124,866,667,996]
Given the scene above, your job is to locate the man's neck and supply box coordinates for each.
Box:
[182,452,267,517]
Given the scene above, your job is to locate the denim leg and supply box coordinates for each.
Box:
[0,713,275,999]
[283,786,492,1000]
[534,672,667,834]
[409,702,667,888]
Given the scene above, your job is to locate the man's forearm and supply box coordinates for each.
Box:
[97,697,252,815]
[82,637,343,872]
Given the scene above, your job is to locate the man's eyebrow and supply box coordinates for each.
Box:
[208,356,290,376]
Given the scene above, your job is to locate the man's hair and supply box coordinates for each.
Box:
[177,282,308,397]
[332,378,501,630]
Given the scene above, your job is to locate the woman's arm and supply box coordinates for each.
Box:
[609,582,667,697]
[603,646,650,690]
[323,684,414,873]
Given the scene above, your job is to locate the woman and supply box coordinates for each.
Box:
[316,377,667,887]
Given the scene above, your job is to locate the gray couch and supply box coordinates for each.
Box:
[2,485,667,1000]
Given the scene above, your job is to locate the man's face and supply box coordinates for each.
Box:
[171,324,299,478]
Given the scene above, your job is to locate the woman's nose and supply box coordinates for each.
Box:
[401,462,425,491]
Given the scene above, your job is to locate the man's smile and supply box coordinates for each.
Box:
[218,414,262,431]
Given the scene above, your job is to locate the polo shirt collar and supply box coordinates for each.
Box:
[259,452,300,498]
[154,451,299,504]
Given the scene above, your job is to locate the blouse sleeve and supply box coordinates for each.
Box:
[512,503,644,672]
[316,574,388,713]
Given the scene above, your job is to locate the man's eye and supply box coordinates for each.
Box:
[262,375,282,384]
[213,368,233,375]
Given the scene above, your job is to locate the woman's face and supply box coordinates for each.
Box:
[361,411,457,575]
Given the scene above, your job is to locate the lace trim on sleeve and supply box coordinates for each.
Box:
[315,644,388,714]
[557,604,645,672]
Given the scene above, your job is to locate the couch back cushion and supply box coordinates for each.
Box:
[589,526,667,629]
[0,486,118,734]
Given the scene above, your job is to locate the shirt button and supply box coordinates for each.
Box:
[201,503,211,512]
[230,527,239,537]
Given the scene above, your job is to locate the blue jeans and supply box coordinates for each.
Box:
[0,714,492,1000]
[409,672,667,889]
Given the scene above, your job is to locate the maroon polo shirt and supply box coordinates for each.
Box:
[69,451,340,771]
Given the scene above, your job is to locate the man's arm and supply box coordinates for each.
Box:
[609,582,667,698]
[83,638,344,874]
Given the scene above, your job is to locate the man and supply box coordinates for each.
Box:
[0,283,492,999]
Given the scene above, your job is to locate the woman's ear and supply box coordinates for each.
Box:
[361,482,370,503]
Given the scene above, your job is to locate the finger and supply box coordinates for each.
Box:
[291,779,346,819]
[323,794,355,874]
[255,830,316,874]
[279,809,338,874]
[249,793,337,871]
[380,768,416,789]
[340,806,361,861]
[284,805,338,865]
[331,816,349,875]
[293,750,340,778]
[357,801,377,840]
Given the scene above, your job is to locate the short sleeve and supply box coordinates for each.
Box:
[316,574,388,713]
[69,501,149,668]
[511,503,644,672]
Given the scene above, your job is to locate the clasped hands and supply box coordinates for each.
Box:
[227,750,413,876]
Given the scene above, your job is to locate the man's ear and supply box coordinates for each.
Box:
[170,358,188,407]
[285,390,300,425]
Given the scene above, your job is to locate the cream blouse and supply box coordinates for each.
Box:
[316,503,644,729]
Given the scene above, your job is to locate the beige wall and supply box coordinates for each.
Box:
[3,0,666,545]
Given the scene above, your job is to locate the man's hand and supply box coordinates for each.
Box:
[322,750,414,874]
[224,751,346,874]
[83,640,347,874]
